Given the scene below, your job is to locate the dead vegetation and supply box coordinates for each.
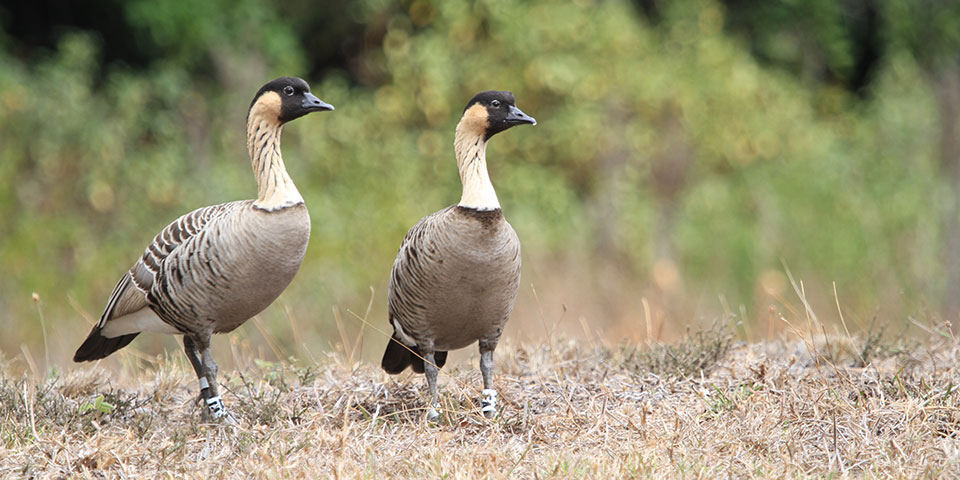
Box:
[1,322,959,479]
[619,318,736,377]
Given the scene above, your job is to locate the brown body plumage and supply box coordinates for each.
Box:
[383,206,521,372]
[381,91,535,419]
[74,77,333,421]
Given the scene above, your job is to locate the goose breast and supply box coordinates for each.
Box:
[389,206,521,351]
[150,202,310,334]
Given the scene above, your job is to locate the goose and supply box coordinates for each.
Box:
[380,91,535,420]
[73,77,333,421]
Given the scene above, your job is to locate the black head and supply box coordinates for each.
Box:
[459,90,536,140]
[247,77,334,124]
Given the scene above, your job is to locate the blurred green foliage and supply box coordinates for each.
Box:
[0,0,956,361]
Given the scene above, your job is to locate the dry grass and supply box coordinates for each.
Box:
[2,323,959,479]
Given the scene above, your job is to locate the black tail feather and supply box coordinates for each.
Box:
[434,351,447,369]
[381,334,447,375]
[410,350,425,374]
[381,334,412,374]
[73,328,139,362]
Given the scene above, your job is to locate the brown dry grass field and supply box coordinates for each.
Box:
[2,317,959,480]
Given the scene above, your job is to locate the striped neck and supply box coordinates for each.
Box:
[454,128,500,211]
[246,116,304,211]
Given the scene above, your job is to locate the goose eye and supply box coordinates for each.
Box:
[283,86,295,96]
[491,99,501,107]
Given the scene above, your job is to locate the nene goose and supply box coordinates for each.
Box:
[381,91,535,420]
[73,77,333,421]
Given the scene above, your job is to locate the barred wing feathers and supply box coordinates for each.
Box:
[73,203,234,361]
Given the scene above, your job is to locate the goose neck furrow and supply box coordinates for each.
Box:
[247,117,303,211]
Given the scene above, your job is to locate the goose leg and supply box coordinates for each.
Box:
[198,340,233,422]
[422,349,441,422]
[479,340,498,418]
[185,335,233,423]
[182,336,210,407]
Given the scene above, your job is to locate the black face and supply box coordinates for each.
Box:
[464,91,537,140]
[249,76,334,123]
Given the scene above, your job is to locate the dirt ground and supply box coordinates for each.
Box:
[2,324,958,479]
